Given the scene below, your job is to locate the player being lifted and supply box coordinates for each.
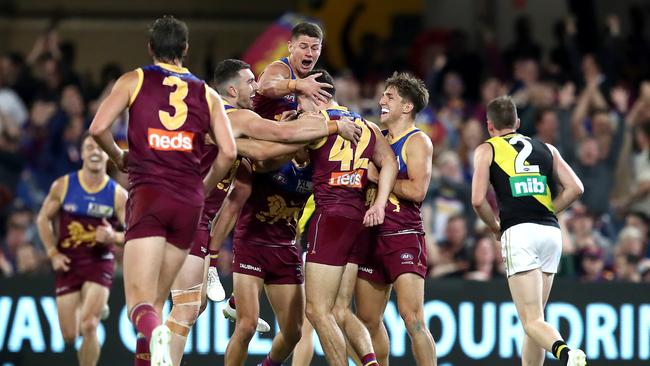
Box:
[165,59,359,366]
[354,72,437,366]
[89,16,237,366]
[235,69,398,366]
[472,96,586,366]
[37,134,127,366]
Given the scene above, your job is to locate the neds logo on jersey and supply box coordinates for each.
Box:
[148,128,194,151]
[509,175,547,197]
[329,170,365,188]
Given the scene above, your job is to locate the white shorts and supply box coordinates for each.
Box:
[500,223,562,277]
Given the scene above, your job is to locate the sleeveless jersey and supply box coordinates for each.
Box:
[58,171,119,265]
[486,133,558,232]
[127,63,211,207]
[309,106,377,220]
[379,128,424,235]
[252,57,298,120]
[233,161,313,246]
[198,102,241,231]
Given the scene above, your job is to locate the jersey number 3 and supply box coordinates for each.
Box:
[509,136,540,174]
[159,76,189,130]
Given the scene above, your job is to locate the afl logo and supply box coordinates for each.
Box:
[400,253,414,261]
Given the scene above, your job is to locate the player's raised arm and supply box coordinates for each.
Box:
[89,70,138,171]
[257,64,332,103]
[548,143,584,213]
[471,142,501,236]
[391,132,433,202]
[36,177,70,272]
[364,123,398,227]
[204,88,237,193]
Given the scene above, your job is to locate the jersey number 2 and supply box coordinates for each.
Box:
[329,122,371,171]
[159,76,189,130]
[509,136,540,174]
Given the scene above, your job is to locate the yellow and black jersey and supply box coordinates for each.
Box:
[487,132,558,232]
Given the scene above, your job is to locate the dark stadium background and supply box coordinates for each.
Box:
[1,0,650,365]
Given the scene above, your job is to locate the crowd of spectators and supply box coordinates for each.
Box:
[2,9,650,285]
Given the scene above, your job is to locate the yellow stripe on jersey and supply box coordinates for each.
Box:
[129,68,144,106]
[487,136,555,213]
[308,110,331,150]
[297,194,316,236]
[205,85,214,113]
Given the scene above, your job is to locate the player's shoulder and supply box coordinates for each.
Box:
[405,130,433,150]
[261,61,292,79]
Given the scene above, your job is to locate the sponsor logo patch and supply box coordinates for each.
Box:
[400,253,414,261]
[148,128,194,151]
[328,169,365,188]
[239,263,262,272]
[359,266,374,274]
[509,175,547,197]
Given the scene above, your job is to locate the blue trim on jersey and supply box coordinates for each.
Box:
[142,64,201,82]
[266,161,313,196]
[280,57,296,80]
[383,129,420,175]
[325,108,362,120]
[62,172,117,219]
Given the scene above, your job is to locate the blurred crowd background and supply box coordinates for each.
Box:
[2,0,650,285]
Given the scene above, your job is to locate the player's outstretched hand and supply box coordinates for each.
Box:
[96,218,116,245]
[336,117,361,144]
[363,204,385,227]
[300,72,333,103]
[51,252,71,272]
[112,149,128,173]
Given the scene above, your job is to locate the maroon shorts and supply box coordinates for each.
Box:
[189,229,209,258]
[357,233,428,284]
[305,211,367,266]
[232,242,303,285]
[55,260,114,296]
[125,186,203,250]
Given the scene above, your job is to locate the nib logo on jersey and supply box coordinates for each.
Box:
[148,128,194,152]
[329,170,364,188]
[509,175,547,197]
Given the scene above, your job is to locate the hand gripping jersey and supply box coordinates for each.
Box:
[198,102,241,231]
[309,106,376,220]
[58,171,119,266]
[486,133,558,232]
[233,161,313,246]
[127,63,212,206]
[378,127,424,235]
[252,57,298,121]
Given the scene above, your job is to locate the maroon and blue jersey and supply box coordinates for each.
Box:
[379,128,424,235]
[253,57,298,121]
[127,63,211,207]
[309,106,376,220]
[233,161,313,246]
[58,171,119,265]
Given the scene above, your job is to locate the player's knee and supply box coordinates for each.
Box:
[400,308,424,335]
[357,310,382,332]
[170,304,200,324]
[283,325,303,347]
[80,315,99,337]
[332,305,348,327]
[305,303,325,325]
[234,317,258,341]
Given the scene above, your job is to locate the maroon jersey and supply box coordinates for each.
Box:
[309,106,376,220]
[252,57,298,120]
[58,171,119,266]
[233,161,313,246]
[127,63,211,206]
[198,103,240,231]
[378,128,424,235]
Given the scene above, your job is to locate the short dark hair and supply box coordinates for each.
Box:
[385,72,429,117]
[148,16,189,62]
[212,59,250,95]
[291,22,323,40]
[303,69,335,98]
[487,96,518,129]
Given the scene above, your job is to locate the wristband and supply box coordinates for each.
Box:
[288,79,297,93]
[327,120,338,135]
[47,247,58,258]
